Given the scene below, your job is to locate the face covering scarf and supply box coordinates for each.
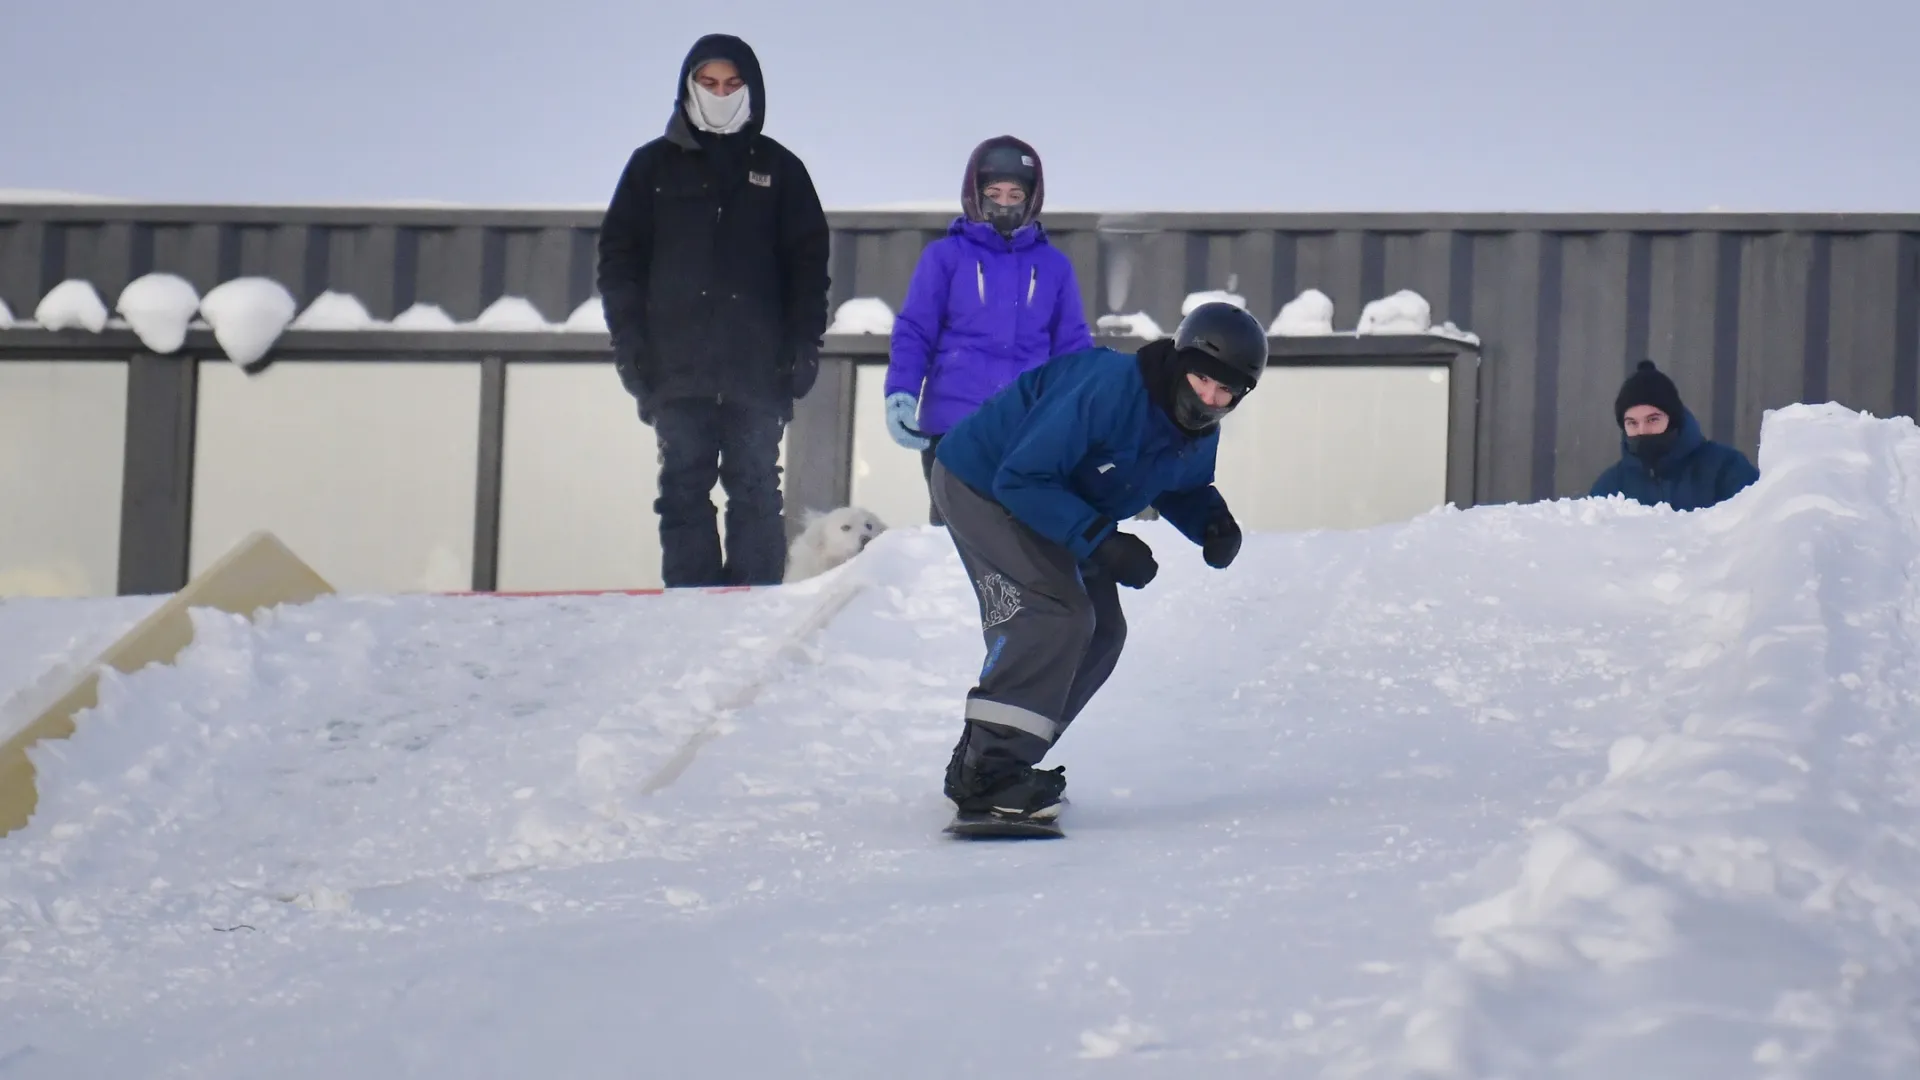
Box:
[1627,427,1679,463]
[686,78,751,134]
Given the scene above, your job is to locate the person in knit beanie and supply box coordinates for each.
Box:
[1589,360,1758,511]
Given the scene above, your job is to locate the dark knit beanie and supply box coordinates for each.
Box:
[1614,360,1685,427]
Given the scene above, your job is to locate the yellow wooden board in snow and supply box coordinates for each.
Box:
[0,530,334,837]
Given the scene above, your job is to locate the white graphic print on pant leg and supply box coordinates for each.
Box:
[979,572,1023,628]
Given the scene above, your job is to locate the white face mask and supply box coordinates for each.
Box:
[685,78,751,134]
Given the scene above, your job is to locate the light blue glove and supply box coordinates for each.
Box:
[885,392,930,450]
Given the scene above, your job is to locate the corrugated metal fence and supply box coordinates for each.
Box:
[4,204,1917,505]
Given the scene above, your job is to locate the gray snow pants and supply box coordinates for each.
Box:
[929,460,1127,773]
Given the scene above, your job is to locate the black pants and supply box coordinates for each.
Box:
[918,433,945,526]
[650,397,787,588]
[929,459,1126,773]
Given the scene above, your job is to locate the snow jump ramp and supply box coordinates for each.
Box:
[0,529,334,836]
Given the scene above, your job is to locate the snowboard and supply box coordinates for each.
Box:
[944,808,1065,840]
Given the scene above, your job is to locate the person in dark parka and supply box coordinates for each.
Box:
[596,34,832,588]
[1590,360,1759,511]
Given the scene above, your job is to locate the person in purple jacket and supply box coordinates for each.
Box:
[884,135,1094,523]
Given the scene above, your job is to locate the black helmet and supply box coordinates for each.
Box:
[1159,301,1268,432]
[963,136,1043,237]
[1174,301,1269,393]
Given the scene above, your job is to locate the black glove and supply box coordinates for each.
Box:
[1201,512,1241,569]
[1090,529,1158,589]
[789,341,820,400]
[613,344,646,397]
[615,344,661,424]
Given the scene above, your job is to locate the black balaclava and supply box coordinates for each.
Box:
[1614,360,1686,463]
[1137,339,1251,435]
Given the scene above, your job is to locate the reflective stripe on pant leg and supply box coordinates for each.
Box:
[964,697,1059,743]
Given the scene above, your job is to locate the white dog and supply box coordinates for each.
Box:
[784,506,888,582]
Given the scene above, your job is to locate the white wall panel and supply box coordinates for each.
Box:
[191,361,481,592]
[0,361,127,597]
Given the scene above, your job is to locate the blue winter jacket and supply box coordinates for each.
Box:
[885,218,1094,434]
[1589,408,1759,511]
[934,346,1228,561]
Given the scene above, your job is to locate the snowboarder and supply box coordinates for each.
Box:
[596,33,832,588]
[928,301,1267,831]
[1589,360,1758,511]
[883,135,1093,525]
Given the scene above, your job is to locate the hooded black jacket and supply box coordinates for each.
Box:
[596,35,832,412]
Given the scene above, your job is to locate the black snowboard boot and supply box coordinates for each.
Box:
[946,750,1067,821]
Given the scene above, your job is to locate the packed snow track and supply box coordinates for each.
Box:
[2,404,1917,1078]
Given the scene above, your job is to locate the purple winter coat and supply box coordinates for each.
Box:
[885,217,1094,435]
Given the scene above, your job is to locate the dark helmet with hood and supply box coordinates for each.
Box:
[670,34,767,142]
[1163,301,1269,432]
[962,135,1044,237]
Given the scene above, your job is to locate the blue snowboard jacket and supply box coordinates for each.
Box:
[933,346,1228,560]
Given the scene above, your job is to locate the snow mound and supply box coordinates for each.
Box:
[1272,288,1336,335]
[1357,288,1431,335]
[470,296,552,332]
[1429,320,1481,345]
[826,297,894,335]
[1359,403,1920,1079]
[3,405,1919,1077]
[198,277,297,367]
[1095,311,1164,338]
[290,291,376,331]
[34,280,109,333]
[390,302,457,330]
[115,273,200,354]
[564,297,608,333]
[0,297,13,327]
[1182,288,1247,315]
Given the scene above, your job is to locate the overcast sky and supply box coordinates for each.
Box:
[4,0,1913,212]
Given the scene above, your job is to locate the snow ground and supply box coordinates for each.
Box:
[0,596,165,730]
[1,404,1917,1078]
